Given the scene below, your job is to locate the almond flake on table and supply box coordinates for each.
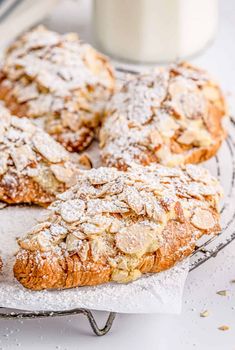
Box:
[200,310,209,318]
[218,325,230,331]
[216,290,228,296]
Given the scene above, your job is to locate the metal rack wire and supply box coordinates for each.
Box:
[0,69,234,336]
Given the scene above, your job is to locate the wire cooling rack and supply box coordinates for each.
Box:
[0,69,235,336]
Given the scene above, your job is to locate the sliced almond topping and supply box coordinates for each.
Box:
[28,222,51,236]
[11,116,36,133]
[125,187,144,215]
[50,164,76,186]
[87,199,128,215]
[0,124,6,142]
[90,236,110,261]
[88,167,119,185]
[191,208,215,230]
[77,240,89,261]
[81,223,105,235]
[111,268,141,283]
[168,76,192,96]
[170,91,207,120]
[177,130,197,145]
[149,130,162,148]
[115,224,159,256]
[66,234,83,252]
[10,144,36,171]
[60,199,85,223]
[112,269,129,283]
[0,152,9,176]
[33,131,68,163]
[202,85,221,101]
[0,108,11,129]
[185,164,212,183]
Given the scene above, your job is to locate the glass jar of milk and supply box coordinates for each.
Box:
[93,0,218,63]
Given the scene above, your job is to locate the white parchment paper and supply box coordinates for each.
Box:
[0,205,189,314]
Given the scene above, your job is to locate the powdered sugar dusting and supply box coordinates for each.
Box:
[0,103,79,204]
[15,163,222,288]
[1,25,115,152]
[100,62,226,169]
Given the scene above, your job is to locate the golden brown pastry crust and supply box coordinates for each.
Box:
[14,165,222,290]
[0,26,115,152]
[0,105,79,206]
[100,62,227,169]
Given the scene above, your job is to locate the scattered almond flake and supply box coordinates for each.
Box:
[1,25,114,152]
[216,290,228,296]
[218,325,229,331]
[100,62,225,169]
[200,310,209,318]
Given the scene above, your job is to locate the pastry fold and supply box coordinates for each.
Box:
[0,105,79,205]
[100,62,227,169]
[0,26,115,152]
[14,165,222,290]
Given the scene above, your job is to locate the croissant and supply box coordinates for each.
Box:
[100,62,227,169]
[0,26,115,152]
[0,104,79,206]
[14,164,222,290]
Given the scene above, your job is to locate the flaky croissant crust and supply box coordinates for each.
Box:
[0,105,79,205]
[100,62,227,169]
[14,165,222,290]
[0,26,115,152]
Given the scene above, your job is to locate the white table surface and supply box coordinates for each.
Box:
[1,1,235,349]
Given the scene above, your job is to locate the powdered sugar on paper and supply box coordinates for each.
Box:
[0,205,189,314]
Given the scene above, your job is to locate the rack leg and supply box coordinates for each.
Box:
[83,310,116,336]
[0,308,117,336]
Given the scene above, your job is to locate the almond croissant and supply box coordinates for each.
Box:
[14,164,222,290]
[100,62,226,169]
[0,26,115,152]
